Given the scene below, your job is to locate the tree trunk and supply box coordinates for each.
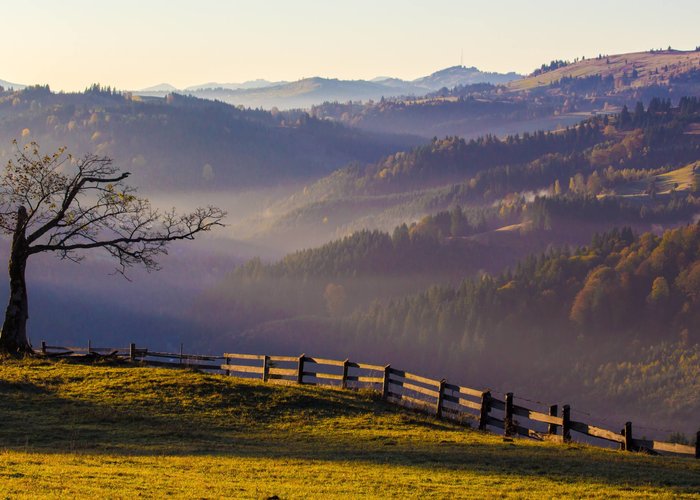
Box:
[0,206,31,355]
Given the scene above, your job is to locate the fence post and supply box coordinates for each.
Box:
[622,421,633,452]
[562,405,571,442]
[87,339,91,354]
[382,365,391,400]
[548,405,559,436]
[479,391,491,430]
[262,355,270,382]
[341,359,349,389]
[41,341,47,355]
[504,393,514,437]
[180,343,184,366]
[695,431,699,459]
[129,343,136,361]
[224,355,230,376]
[436,379,446,418]
[297,354,305,385]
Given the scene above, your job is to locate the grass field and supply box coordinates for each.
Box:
[615,161,700,197]
[509,50,700,91]
[0,359,699,498]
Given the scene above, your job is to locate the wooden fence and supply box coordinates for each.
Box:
[38,341,700,459]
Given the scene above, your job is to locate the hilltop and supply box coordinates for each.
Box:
[311,49,700,139]
[0,78,24,90]
[0,359,698,498]
[135,65,521,109]
[510,49,700,91]
[0,86,418,190]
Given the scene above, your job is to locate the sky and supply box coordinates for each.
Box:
[2,0,699,91]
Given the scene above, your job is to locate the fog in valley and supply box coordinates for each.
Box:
[2,47,700,441]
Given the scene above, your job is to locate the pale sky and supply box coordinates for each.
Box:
[2,0,699,91]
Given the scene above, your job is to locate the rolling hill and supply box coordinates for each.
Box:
[0,86,419,190]
[0,359,697,498]
[509,49,700,91]
[135,65,522,110]
[311,49,700,140]
[238,98,700,251]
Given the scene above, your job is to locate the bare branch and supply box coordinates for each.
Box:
[0,142,226,274]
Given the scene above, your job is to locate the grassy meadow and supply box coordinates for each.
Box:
[508,50,700,91]
[0,359,698,498]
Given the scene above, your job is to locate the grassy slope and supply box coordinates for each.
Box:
[509,50,700,91]
[0,360,698,499]
[615,161,700,196]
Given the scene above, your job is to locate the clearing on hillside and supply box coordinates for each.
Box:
[509,50,700,91]
[0,359,698,498]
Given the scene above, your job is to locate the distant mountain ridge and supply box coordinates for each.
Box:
[135,65,522,109]
[0,78,25,90]
[184,79,284,91]
[414,65,520,88]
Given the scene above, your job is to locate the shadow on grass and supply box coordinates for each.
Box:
[0,361,698,492]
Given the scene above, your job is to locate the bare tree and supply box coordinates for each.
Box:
[0,141,225,355]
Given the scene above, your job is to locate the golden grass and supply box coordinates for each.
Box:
[509,50,700,91]
[0,359,698,498]
[654,162,700,193]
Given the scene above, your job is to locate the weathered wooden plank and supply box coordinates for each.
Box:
[220,364,264,374]
[44,350,76,357]
[484,415,505,429]
[388,368,440,387]
[268,355,300,363]
[142,360,219,370]
[512,404,564,426]
[223,353,265,361]
[347,361,385,371]
[303,371,344,381]
[389,379,439,398]
[304,357,345,367]
[489,398,505,411]
[268,367,297,377]
[146,351,222,361]
[345,376,383,384]
[83,347,125,353]
[514,424,544,441]
[569,420,625,444]
[387,392,433,409]
[443,382,483,399]
[442,394,482,411]
[632,439,696,456]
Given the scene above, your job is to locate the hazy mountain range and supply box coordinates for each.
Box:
[134,66,522,109]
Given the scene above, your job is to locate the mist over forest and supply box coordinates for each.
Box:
[2,48,700,439]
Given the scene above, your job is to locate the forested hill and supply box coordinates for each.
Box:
[291,97,700,201]
[200,219,508,333]
[222,225,700,433]
[510,48,700,91]
[310,49,700,139]
[0,85,419,190]
[343,224,700,352]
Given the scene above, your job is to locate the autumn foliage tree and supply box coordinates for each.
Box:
[0,142,225,355]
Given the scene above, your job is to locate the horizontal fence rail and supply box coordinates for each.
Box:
[37,341,700,460]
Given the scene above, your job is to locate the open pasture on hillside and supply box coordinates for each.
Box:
[509,50,700,91]
[0,359,698,498]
